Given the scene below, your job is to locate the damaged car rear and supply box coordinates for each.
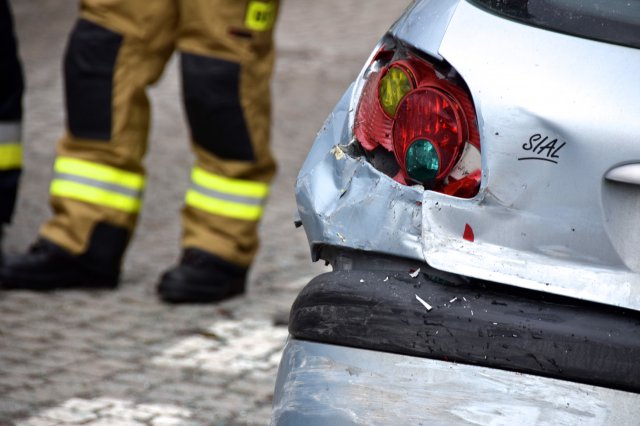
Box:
[272,0,640,424]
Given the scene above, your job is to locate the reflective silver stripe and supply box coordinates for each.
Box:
[0,122,21,143]
[190,183,264,206]
[53,172,143,198]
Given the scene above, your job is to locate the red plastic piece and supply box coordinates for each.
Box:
[463,224,475,242]
[443,170,481,198]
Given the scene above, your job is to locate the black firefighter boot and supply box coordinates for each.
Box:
[157,248,247,304]
[0,239,120,290]
[0,224,127,290]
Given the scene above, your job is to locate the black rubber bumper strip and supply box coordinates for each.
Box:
[289,269,640,393]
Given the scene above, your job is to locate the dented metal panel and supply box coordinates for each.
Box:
[295,87,424,262]
[272,339,640,425]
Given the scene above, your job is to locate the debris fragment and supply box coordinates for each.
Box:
[415,294,432,311]
[463,223,475,242]
[409,268,421,278]
[331,145,345,160]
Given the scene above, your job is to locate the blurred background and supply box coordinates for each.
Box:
[1,1,410,424]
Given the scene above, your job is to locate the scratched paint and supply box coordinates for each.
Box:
[272,340,639,425]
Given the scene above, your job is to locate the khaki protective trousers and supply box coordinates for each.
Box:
[40,0,279,269]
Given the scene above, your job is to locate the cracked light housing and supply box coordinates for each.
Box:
[354,47,481,197]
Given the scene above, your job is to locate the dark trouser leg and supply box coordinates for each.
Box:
[0,0,24,225]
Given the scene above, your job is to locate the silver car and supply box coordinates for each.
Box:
[272,0,640,424]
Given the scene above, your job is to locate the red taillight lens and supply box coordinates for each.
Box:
[354,48,480,198]
[354,68,395,152]
[393,87,465,183]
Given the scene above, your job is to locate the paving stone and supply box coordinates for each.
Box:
[112,328,169,345]
[65,358,135,380]
[110,371,166,391]
[143,384,203,406]
[30,378,93,400]
[191,373,231,389]
[40,406,98,424]
[137,366,188,383]
[0,347,34,368]
[61,397,114,412]
[0,399,32,418]
[149,416,201,426]
[228,377,275,399]
[0,373,46,390]
[84,420,145,426]
[233,405,273,426]
[98,406,153,423]
[9,387,60,406]
[4,337,54,353]
[90,380,144,400]
[190,391,249,417]
[38,348,94,367]
[15,417,62,426]
[134,403,191,418]
[1,362,58,378]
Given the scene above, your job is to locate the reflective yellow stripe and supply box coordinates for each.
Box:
[191,167,268,198]
[55,157,144,191]
[0,143,22,170]
[186,168,269,220]
[50,180,141,213]
[245,0,276,31]
[186,189,263,220]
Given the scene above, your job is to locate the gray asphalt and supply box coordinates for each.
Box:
[0,1,410,424]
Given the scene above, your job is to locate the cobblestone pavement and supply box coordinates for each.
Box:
[0,1,410,425]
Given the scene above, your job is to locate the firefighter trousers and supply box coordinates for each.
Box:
[0,0,24,225]
[40,0,279,271]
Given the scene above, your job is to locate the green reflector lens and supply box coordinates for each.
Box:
[406,139,440,182]
[379,67,413,117]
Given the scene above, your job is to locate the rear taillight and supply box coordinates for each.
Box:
[354,45,481,198]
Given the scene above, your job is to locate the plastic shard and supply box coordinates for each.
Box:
[415,294,433,311]
[463,224,474,242]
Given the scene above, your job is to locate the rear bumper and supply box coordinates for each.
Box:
[272,339,640,425]
[284,255,640,393]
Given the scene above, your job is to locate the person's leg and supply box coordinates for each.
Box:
[157,0,279,303]
[0,0,25,259]
[0,0,177,289]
